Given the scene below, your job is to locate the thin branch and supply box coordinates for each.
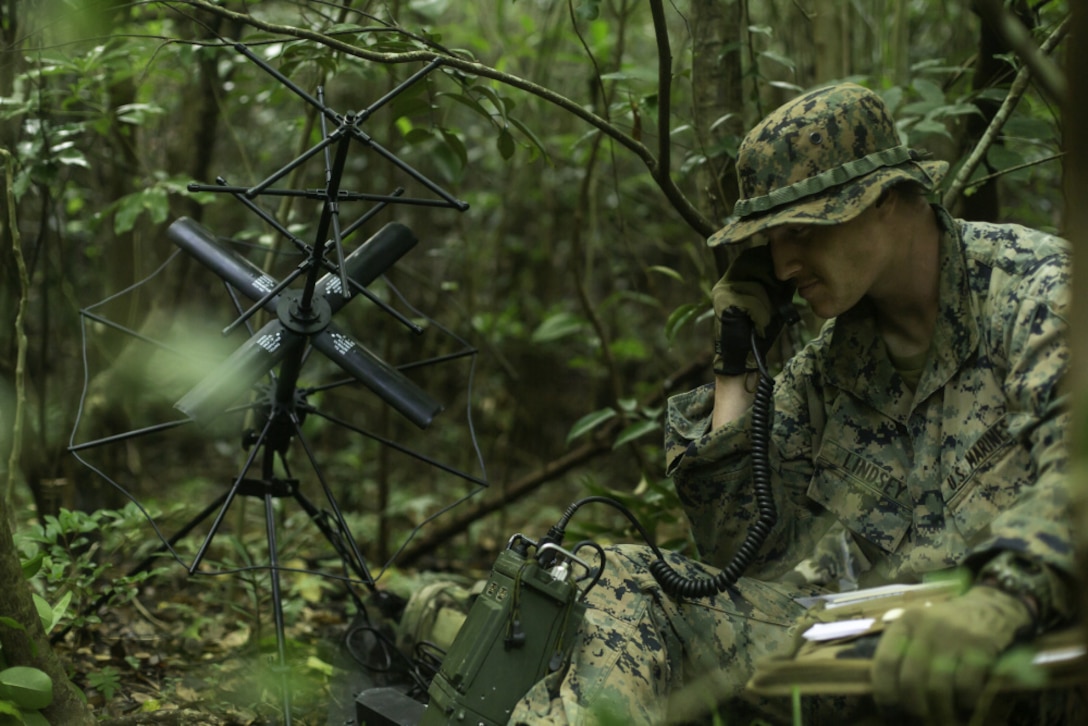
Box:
[650,0,672,184]
[942,15,1069,210]
[397,354,710,565]
[965,150,1064,189]
[399,429,612,566]
[648,0,712,236]
[565,4,626,415]
[172,0,717,236]
[567,0,610,121]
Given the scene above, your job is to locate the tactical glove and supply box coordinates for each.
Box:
[871,584,1034,724]
[711,245,794,376]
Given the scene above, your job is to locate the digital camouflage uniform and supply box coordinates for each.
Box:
[673,207,1072,589]
[506,83,1074,726]
[507,212,1073,726]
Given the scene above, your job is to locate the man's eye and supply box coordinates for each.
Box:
[774,227,810,244]
[767,225,812,245]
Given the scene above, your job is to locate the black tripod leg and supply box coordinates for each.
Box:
[289,420,377,592]
[189,416,272,572]
[292,489,374,597]
[264,491,293,726]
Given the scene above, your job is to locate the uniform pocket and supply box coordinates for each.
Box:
[944,420,1029,541]
[809,439,912,554]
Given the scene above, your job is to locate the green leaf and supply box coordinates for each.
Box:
[438,128,468,169]
[566,408,617,444]
[599,71,637,82]
[612,419,660,449]
[20,552,44,580]
[0,617,25,633]
[430,136,465,184]
[113,193,144,234]
[409,0,450,21]
[912,77,945,104]
[931,102,980,120]
[910,119,952,140]
[665,303,700,342]
[326,22,367,34]
[882,86,905,114]
[32,595,53,632]
[576,0,601,21]
[305,655,334,677]
[55,148,88,169]
[472,84,508,120]
[86,666,120,701]
[47,591,72,634]
[144,187,169,224]
[391,95,432,120]
[768,80,803,93]
[496,128,516,160]
[116,102,164,125]
[508,115,549,162]
[0,667,53,711]
[609,337,649,362]
[404,127,434,144]
[759,50,795,72]
[531,312,586,343]
[435,91,488,119]
[1004,115,1057,140]
[647,265,683,282]
[986,144,1034,182]
[21,709,51,726]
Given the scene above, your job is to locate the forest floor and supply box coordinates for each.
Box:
[17,473,514,725]
[55,561,449,726]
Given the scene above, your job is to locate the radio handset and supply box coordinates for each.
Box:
[652,275,798,598]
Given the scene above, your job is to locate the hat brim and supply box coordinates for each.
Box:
[707,159,948,248]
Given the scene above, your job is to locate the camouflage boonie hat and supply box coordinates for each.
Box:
[708,83,948,247]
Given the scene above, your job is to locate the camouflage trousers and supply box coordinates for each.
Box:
[500,545,1081,726]
[505,544,835,726]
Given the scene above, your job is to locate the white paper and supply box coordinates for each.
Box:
[801,619,876,641]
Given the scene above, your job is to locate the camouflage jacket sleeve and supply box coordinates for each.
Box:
[663,356,840,582]
[961,228,1073,581]
[664,218,1075,597]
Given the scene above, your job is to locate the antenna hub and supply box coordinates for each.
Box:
[277,289,331,334]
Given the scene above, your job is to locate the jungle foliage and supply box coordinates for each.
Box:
[0,0,1076,722]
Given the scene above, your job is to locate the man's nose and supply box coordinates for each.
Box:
[768,238,802,282]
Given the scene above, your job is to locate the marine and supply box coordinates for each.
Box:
[503,82,1076,725]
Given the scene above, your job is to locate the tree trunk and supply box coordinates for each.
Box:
[813,0,849,82]
[0,507,95,724]
[690,0,744,274]
[1065,0,1088,628]
[1,143,94,724]
[961,0,1035,222]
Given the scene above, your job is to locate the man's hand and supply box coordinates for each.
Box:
[711,245,794,376]
[871,585,1034,723]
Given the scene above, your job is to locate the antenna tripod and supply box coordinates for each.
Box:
[178,376,381,723]
[67,40,485,725]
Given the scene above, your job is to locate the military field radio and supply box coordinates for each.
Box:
[356,531,592,726]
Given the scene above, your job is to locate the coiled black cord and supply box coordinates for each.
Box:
[648,329,778,598]
[541,495,668,564]
[541,331,779,600]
